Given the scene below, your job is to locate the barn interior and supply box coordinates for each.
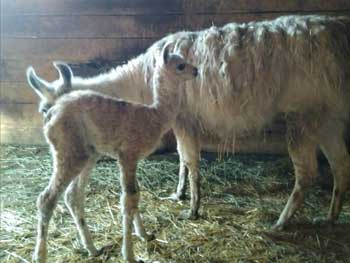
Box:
[1,1,350,262]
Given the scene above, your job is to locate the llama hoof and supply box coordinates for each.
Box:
[94,243,117,257]
[178,209,199,220]
[33,246,47,263]
[271,223,285,231]
[32,255,39,263]
[313,217,334,226]
[172,192,187,201]
[85,246,99,257]
[139,232,155,242]
[88,249,100,257]
[159,192,186,201]
[93,248,104,257]
[145,233,156,242]
[126,257,145,263]
[32,254,46,263]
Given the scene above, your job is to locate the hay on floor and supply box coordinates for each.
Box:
[1,145,349,263]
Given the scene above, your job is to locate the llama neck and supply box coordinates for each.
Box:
[71,56,152,104]
[151,68,183,124]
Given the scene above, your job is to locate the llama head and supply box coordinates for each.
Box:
[26,62,73,114]
[160,43,198,82]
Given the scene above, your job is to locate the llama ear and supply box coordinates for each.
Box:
[53,61,73,89]
[26,66,51,100]
[162,43,171,64]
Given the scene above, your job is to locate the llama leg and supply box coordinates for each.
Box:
[64,157,98,256]
[174,129,201,220]
[175,161,188,200]
[33,183,65,263]
[133,211,155,241]
[318,119,350,222]
[161,159,187,201]
[118,156,144,263]
[273,126,318,230]
[33,157,87,263]
[185,153,200,220]
[131,180,154,241]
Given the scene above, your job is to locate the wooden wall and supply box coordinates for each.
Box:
[1,0,350,151]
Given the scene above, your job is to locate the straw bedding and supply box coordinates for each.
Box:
[1,145,349,262]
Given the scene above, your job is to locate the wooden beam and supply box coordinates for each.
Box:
[1,38,155,61]
[3,12,349,39]
[0,82,38,104]
[2,0,349,16]
[1,58,124,82]
[1,15,187,38]
[1,0,184,16]
[0,59,123,104]
[0,104,44,145]
[185,0,350,14]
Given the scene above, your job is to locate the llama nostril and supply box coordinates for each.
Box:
[193,68,198,77]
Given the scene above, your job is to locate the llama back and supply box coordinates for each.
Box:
[143,15,350,138]
[43,90,147,154]
[43,48,198,157]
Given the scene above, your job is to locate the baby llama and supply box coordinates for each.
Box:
[28,44,198,263]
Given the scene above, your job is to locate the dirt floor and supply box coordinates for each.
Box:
[1,145,349,263]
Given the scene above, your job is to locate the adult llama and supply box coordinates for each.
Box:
[28,15,350,230]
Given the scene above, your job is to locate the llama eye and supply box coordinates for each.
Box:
[176,64,186,71]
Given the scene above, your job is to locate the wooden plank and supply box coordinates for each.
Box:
[1,58,123,82]
[193,12,349,27]
[1,38,156,61]
[0,13,278,39]
[3,12,350,39]
[1,15,186,38]
[2,0,350,16]
[1,0,184,16]
[0,82,38,104]
[186,0,350,14]
[190,13,282,30]
[0,59,122,104]
[1,60,58,83]
[0,13,266,39]
[0,103,287,153]
[0,104,45,145]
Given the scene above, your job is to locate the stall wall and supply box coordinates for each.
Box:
[1,0,349,152]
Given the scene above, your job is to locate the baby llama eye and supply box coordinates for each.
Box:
[176,64,186,71]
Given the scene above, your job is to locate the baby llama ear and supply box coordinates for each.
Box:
[53,61,73,87]
[26,66,49,100]
[162,42,172,64]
